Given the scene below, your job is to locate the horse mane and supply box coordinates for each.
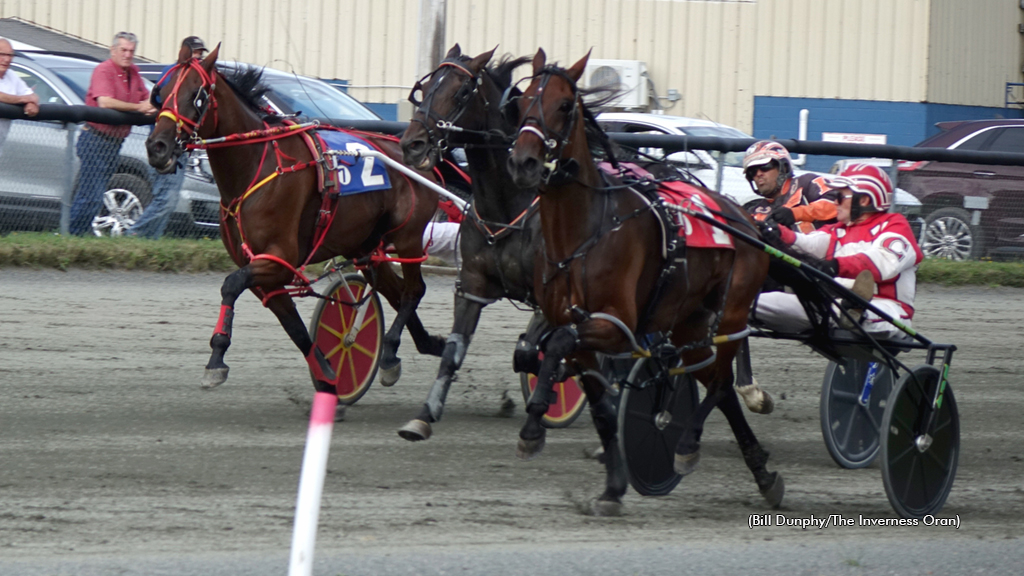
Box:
[485,54,531,90]
[216,64,279,122]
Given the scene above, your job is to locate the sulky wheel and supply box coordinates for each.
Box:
[881,364,960,519]
[819,359,895,469]
[617,361,700,496]
[310,273,385,405]
[519,371,587,428]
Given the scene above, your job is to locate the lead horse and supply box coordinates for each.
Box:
[146,44,445,394]
[506,49,783,514]
[397,45,538,440]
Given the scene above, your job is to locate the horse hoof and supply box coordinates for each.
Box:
[757,390,775,415]
[760,472,785,508]
[674,451,700,476]
[379,361,401,387]
[334,404,346,423]
[516,436,545,461]
[397,419,431,441]
[592,499,623,517]
[201,367,229,389]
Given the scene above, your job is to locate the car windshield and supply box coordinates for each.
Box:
[49,67,94,100]
[672,125,749,167]
[262,76,379,120]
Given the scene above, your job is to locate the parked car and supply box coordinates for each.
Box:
[896,120,1024,259]
[137,62,382,121]
[595,113,922,216]
[0,51,221,237]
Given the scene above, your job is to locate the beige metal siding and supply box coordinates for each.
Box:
[0,0,1019,128]
[926,0,1024,108]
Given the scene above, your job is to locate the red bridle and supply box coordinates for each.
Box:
[157,59,219,145]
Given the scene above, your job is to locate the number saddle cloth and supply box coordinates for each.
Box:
[316,130,393,195]
[598,162,734,258]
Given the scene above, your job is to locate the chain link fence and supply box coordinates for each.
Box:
[0,108,220,239]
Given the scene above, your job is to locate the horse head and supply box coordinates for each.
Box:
[146,43,221,173]
[400,44,497,171]
[506,48,590,189]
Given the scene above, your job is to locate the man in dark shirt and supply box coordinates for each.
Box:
[68,31,155,235]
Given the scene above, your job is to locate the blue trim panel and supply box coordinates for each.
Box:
[753,96,1024,172]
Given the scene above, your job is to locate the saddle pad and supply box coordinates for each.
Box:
[597,162,733,250]
[657,181,734,249]
[318,130,392,195]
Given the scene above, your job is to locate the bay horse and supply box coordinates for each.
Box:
[506,48,782,514]
[145,44,445,396]
[397,45,538,440]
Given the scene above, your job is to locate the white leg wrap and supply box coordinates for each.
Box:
[735,378,775,414]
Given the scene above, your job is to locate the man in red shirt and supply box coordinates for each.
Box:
[68,31,155,235]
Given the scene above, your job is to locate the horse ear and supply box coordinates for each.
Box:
[467,46,496,74]
[531,48,547,75]
[201,43,221,73]
[446,44,461,59]
[177,43,191,64]
[566,49,592,82]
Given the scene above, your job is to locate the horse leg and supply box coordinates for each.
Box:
[202,266,254,388]
[398,295,485,441]
[672,379,725,477]
[517,325,577,460]
[264,293,338,395]
[717,383,785,507]
[734,338,775,414]
[579,371,629,516]
[373,261,431,387]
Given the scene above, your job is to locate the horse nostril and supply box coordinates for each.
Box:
[521,157,539,174]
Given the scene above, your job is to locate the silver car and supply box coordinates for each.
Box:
[0,51,221,237]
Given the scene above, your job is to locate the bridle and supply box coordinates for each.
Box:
[156,59,219,155]
[512,66,582,183]
[408,59,485,154]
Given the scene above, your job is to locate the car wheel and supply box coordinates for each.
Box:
[91,174,153,237]
[920,207,984,260]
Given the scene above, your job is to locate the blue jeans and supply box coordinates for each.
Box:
[68,128,124,236]
[129,161,186,239]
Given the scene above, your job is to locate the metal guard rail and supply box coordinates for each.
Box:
[1,103,1022,167]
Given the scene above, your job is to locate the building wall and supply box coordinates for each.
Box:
[0,0,1019,129]
[926,0,1024,108]
[754,95,1024,172]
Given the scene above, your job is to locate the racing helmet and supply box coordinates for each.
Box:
[831,163,893,212]
[742,140,793,196]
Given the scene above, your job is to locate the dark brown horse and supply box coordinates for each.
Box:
[506,48,782,514]
[397,45,539,440]
[146,44,445,395]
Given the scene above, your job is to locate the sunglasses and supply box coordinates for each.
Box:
[746,163,777,176]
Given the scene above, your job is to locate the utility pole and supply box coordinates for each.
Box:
[416,0,447,78]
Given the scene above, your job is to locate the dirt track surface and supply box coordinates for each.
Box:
[2,269,1024,574]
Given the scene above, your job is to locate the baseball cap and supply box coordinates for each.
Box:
[182,36,207,52]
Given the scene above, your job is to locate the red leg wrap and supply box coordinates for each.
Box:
[306,347,332,382]
[213,305,234,337]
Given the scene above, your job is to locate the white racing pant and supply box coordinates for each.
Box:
[422,221,461,267]
[753,291,911,340]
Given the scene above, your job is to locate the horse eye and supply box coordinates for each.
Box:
[559,100,573,113]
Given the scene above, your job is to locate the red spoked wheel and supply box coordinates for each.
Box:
[519,368,588,429]
[310,273,385,405]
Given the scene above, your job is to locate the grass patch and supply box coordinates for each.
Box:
[917,258,1024,288]
[2,232,1023,287]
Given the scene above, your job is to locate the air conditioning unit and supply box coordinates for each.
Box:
[581,59,649,109]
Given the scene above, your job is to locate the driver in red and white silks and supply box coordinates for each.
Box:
[754,164,924,339]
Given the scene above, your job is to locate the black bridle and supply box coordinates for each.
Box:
[512,66,583,184]
[408,59,487,153]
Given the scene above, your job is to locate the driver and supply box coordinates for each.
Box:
[743,140,839,232]
[753,163,923,340]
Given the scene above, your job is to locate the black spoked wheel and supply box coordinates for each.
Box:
[881,364,960,519]
[819,359,895,469]
[617,361,700,496]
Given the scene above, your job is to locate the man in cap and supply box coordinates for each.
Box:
[742,140,839,232]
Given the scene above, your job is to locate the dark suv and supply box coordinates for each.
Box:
[898,119,1024,259]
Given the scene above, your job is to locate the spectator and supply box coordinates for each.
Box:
[128,36,208,239]
[68,31,155,236]
[0,37,39,153]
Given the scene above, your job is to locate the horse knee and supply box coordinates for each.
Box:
[220,267,252,302]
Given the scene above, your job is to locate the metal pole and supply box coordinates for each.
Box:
[59,123,76,235]
[416,0,447,78]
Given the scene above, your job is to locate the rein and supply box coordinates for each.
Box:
[157,59,219,153]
